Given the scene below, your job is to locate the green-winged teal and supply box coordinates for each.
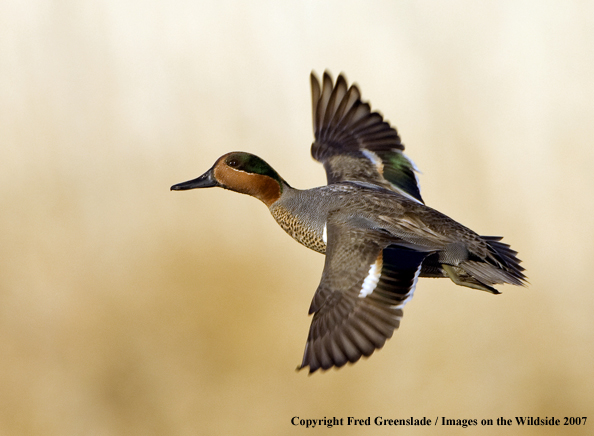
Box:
[171,72,526,373]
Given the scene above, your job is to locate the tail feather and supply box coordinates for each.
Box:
[461,236,527,288]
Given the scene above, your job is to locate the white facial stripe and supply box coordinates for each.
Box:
[359,257,382,298]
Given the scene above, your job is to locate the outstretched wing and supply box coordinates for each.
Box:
[298,222,428,373]
[310,71,423,203]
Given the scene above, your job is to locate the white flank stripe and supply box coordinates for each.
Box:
[322,224,327,244]
[359,260,382,298]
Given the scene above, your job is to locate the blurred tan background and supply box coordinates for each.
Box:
[1,1,593,435]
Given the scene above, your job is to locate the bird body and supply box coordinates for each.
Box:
[171,72,526,373]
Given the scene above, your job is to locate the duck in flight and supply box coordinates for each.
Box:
[171,72,526,373]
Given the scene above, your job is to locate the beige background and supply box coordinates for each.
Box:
[2,1,593,435]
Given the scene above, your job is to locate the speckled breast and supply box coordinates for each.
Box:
[270,206,326,254]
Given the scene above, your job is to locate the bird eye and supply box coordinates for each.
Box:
[227,159,239,168]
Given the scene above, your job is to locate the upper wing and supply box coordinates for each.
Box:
[298,222,428,373]
[310,71,423,203]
